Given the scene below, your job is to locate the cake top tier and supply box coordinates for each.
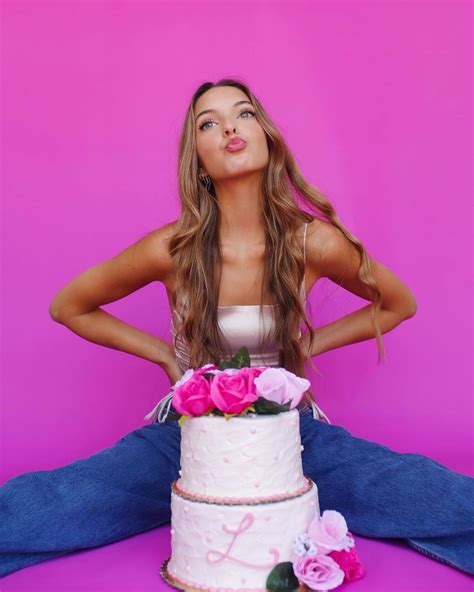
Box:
[177,409,307,500]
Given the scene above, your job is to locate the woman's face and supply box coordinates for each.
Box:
[194,86,269,184]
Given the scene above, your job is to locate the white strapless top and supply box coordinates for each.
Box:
[171,291,306,373]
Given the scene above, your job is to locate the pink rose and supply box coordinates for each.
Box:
[171,364,217,390]
[329,536,366,583]
[172,371,215,417]
[308,510,349,554]
[253,368,310,409]
[209,367,261,414]
[293,553,345,591]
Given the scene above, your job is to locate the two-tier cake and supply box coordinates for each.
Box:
[161,408,319,591]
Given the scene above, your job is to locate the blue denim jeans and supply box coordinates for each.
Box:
[1,409,473,578]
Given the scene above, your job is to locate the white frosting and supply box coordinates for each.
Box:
[178,409,306,499]
[167,482,320,589]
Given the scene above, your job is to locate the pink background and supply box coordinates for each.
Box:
[2,0,472,492]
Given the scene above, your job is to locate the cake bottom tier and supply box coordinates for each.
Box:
[165,478,319,591]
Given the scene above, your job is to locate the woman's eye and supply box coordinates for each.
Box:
[199,118,214,130]
[198,109,255,131]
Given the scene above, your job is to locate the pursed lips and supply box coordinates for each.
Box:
[225,138,247,152]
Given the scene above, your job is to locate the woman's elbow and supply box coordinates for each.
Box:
[49,291,75,324]
[49,299,66,323]
[401,295,417,319]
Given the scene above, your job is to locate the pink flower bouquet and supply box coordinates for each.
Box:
[267,509,366,591]
[144,345,310,425]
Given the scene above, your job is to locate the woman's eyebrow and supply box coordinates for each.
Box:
[195,100,253,122]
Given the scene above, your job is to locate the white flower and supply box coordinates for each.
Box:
[343,532,355,551]
[292,533,318,557]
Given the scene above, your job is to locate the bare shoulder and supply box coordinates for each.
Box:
[115,218,179,285]
[305,217,360,281]
[140,218,179,281]
[49,218,180,321]
[305,217,417,313]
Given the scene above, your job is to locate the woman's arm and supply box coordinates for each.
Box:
[49,221,182,385]
[301,219,417,358]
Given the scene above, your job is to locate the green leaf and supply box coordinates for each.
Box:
[266,562,299,592]
[216,346,251,370]
[231,345,251,368]
[253,397,292,415]
[178,415,190,428]
[217,360,234,371]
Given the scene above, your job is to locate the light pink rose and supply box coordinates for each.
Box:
[308,510,349,554]
[209,367,262,414]
[172,371,215,416]
[329,534,366,583]
[293,553,345,590]
[253,368,310,409]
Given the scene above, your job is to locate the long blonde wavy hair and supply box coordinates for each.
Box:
[169,78,385,412]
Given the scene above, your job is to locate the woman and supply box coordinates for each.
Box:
[1,79,473,579]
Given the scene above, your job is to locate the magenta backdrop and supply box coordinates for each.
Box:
[1,1,472,485]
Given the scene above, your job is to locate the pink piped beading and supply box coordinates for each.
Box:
[172,476,313,506]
